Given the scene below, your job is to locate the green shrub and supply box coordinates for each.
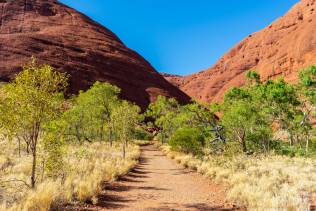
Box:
[133,128,153,140]
[169,127,205,155]
[271,141,310,157]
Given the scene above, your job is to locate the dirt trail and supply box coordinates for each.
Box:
[72,144,238,210]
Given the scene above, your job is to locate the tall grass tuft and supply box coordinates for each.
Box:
[0,140,140,211]
[162,145,314,210]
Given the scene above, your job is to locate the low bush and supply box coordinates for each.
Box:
[133,128,153,141]
[168,127,205,155]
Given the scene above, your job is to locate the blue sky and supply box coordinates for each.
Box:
[60,0,299,76]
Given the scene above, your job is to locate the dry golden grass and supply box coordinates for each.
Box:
[161,145,315,211]
[132,139,151,146]
[0,140,140,211]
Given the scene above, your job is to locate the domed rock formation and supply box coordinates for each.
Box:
[0,0,190,109]
[165,0,316,103]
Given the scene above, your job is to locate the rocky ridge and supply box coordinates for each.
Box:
[163,0,316,103]
[0,0,190,108]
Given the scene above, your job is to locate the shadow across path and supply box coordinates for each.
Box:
[66,144,242,211]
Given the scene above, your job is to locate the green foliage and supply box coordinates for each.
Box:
[62,82,120,143]
[299,65,316,87]
[43,133,65,178]
[112,101,141,157]
[146,96,180,143]
[57,81,143,159]
[0,59,144,192]
[133,128,152,140]
[0,59,67,141]
[300,68,316,104]
[224,87,251,101]
[146,95,179,119]
[0,58,68,188]
[169,127,205,155]
[220,72,307,154]
[295,65,316,153]
[263,79,299,106]
[268,140,315,157]
[112,101,141,141]
[181,103,217,134]
[147,67,316,157]
[220,98,272,153]
[147,96,218,144]
[246,69,261,84]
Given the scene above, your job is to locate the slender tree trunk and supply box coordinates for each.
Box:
[289,132,293,146]
[100,118,105,141]
[40,159,45,182]
[17,137,21,157]
[262,140,267,154]
[22,135,30,154]
[122,140,126,159]
[75,126,81,143]
[306,137,309,153]
[238,131,247,153]
[31,122,40,189]
[109,129,113,147]
[100,126,103,141]
[26,142,30,154]
[241,139,247,153]
[31,147,37,188]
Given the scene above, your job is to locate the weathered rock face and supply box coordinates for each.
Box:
[0,0,190,109]
[160,73,184,89]
[166,0,316,103]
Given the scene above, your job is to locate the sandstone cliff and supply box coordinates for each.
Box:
[0,0,190,108]
[164,0,316,103]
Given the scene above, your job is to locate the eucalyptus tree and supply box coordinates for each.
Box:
[0,59,68,188]
[298,65,316,152]
[146,96,180,143]
[220,86,270,153]
[111,101,141,158]
[63,82,120,144]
